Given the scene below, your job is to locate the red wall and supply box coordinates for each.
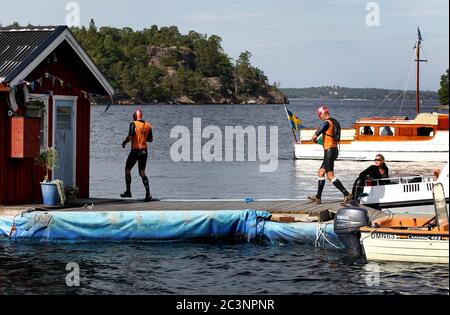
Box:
[0,42,104,205]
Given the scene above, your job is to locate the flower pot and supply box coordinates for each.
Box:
[40,182,60,206]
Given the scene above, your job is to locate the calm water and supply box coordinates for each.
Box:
[1,99,448,295]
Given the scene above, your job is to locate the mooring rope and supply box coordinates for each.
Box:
[315,223,341,249]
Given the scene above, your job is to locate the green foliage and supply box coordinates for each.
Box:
[236,51,269,97]
[438,69,449,105]
[35,148,59,182]
[70,21,282,104]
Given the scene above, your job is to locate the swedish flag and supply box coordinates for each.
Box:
[284,106,304,131]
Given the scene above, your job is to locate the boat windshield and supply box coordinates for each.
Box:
[433,183,449,231]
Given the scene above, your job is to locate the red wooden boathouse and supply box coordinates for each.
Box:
[0,26,114,205]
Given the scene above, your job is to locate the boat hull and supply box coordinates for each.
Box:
[294,131,449,162]
[360,231,449,264]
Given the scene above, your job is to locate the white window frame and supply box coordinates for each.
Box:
[379,126,396,136]
[52,95,78,186]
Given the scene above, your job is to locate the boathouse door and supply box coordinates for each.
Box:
[53,96,77,186]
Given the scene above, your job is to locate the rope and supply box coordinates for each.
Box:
[399,59,416,115]
[365,75,408,117]
[315,223,341,249]
[7,208,35,241]
[8,214,18,241]
[366,50,418,118]
[378,87,409,117]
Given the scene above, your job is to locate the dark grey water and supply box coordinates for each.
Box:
[1,99,448,295]
[90,99,447,200]
[1,242,448,295]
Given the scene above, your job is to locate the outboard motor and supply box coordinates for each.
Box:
[334,207,370,257]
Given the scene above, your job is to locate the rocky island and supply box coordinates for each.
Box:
[72,21,288,105]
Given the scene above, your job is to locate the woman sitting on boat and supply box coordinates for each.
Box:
[352,154,390,200]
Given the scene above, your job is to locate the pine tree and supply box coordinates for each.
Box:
[438,69,449,105]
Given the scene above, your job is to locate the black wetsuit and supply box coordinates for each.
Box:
[315,120,338,172]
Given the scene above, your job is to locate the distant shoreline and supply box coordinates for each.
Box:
[93,98,441,106]
[281,87,439,101]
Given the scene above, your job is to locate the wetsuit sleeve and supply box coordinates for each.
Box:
[315,121,330,137]
[147,128,153,143]
[383,165,389,178]
[359,165,380,180]
[128,122,135,137]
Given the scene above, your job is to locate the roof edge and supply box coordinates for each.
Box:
[4,26,114,96]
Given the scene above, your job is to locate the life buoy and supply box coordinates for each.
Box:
[7,85,30,112]
[8,90,18,112]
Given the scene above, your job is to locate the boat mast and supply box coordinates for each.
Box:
[415,28,427,115]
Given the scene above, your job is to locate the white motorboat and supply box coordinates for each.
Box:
[358,162,449,213]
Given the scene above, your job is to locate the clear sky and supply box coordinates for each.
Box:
[1,0,448,90]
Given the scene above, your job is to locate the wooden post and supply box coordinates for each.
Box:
[415,29,428,115]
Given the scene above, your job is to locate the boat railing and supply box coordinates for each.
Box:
[364,175,435,187]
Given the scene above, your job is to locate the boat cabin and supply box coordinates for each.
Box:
[354,113,449,142]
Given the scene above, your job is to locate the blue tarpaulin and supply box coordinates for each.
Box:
[0,210,344,249]
[262,221,344,249]
[0,210,271,243]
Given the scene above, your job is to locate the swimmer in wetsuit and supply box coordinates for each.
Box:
[121,108,158,202]
[308,106,353,206]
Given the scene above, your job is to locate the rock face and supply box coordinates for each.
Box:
[175,96,196,105]
[126,45,289,105]
[148,46,196,70]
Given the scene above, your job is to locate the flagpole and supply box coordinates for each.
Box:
[291,128,299,143]
[284,106,299,143]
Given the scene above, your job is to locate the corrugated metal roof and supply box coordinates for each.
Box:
[0,26,67,83]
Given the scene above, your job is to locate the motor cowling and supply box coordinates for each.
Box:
[334,207,370,257]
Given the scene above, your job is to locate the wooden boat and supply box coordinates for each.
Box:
[295,113,449,161]
[293,29,449,162]
[359,162,449,213]
[360,183,449,264]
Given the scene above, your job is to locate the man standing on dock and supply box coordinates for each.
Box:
[308,106,352,206]
[121,108,158,202]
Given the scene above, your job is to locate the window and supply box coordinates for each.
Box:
[417,127,434,137]
[360,126,374,136]
[379,126,395,136]
[30,95,49,151]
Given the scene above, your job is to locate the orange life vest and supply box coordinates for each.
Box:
[132,121,152,150]
[323,119,338,150]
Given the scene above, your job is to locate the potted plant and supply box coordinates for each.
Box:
[25,99,46,118]
[35,147,66,206]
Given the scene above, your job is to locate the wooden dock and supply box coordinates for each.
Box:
[0,198,381,223]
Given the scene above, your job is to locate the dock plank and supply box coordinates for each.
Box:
[0,198,380,219]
